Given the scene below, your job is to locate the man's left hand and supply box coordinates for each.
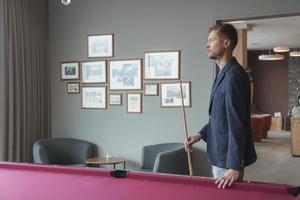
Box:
[215,169,240,189]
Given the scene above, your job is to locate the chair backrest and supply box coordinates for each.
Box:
[141,143,184,170]
[153,145,188,175]
[33,138,96,165]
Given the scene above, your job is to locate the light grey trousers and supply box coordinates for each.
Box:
[212,165,244,180]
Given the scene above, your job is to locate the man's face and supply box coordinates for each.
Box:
[205,30,227,60]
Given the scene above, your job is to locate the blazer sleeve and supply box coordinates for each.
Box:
[198,123,208,142]
[225,76,248,171]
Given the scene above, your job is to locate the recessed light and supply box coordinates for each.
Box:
[224,20,246,24]
[61,0,71,5]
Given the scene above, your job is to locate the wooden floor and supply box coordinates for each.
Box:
[245,130,300,186]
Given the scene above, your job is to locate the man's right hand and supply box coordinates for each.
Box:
[185,134,202,152]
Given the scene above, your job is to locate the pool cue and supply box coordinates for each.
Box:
[179,80,193,177]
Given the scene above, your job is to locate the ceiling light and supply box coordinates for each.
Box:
[290,51,300,57]
[224,20,246,24]
[273,46,290,53]
[258,54,284,61]
[61,0,71,5]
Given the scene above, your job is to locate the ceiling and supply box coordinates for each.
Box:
[233,15,300,50]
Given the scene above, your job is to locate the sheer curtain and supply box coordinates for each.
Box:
[0,0,51,162]
[0,0,6,160]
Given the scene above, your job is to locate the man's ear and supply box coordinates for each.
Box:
[224,39,231,49]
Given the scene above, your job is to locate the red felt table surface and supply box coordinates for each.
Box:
[0,162,299,200]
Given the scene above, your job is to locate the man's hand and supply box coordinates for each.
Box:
[215,169,240,189]
[185,134,201,152]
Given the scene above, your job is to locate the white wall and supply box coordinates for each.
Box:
[49,0,300,175]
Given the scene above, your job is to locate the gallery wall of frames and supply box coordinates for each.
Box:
[61,33,192,114]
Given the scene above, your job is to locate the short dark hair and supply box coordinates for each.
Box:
[209,24,238,50]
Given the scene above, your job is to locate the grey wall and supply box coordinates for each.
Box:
[49,0,300,175]
[0,0,6,160]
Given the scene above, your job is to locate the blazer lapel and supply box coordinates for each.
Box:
[208,58,237,114]
[209,72,225,114]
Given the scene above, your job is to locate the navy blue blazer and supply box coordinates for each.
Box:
[199,57,257,171]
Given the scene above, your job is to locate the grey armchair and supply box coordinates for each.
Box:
[141,143,189,175]
[33,138,97,166]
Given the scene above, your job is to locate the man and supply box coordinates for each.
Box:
[185,24,257,189]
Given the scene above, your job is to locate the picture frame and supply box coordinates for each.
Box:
[81,86,107,109]
[160,82,191,108]
[144,50,180,80]
[109,94,122,106]
[61,62,80,80]
[67,82,80,94]
[127,93,142,113]
[109,59,142,90]
[88,33,114,58]
[144,83,159,96]
[81,60,107,84]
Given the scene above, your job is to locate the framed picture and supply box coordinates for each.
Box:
[109,94,122,106]
[160,82,191,108]
[81,86,107,109]
[61,62,80,80]
[144,50,180,80]
[127,93,142,113]
[67,82,80,94]
[81,61,107,83]
[109,59,142,90]
[88,34,114,58]
[144,83,158,96]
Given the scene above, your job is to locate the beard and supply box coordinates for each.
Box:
[207,48,225,60]
[207,52,218,60]
[208,55,217,60]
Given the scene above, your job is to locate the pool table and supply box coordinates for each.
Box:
[0,162,299,200]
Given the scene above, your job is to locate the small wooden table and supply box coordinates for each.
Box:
[85,157,126,170]
[271,117,283,131]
